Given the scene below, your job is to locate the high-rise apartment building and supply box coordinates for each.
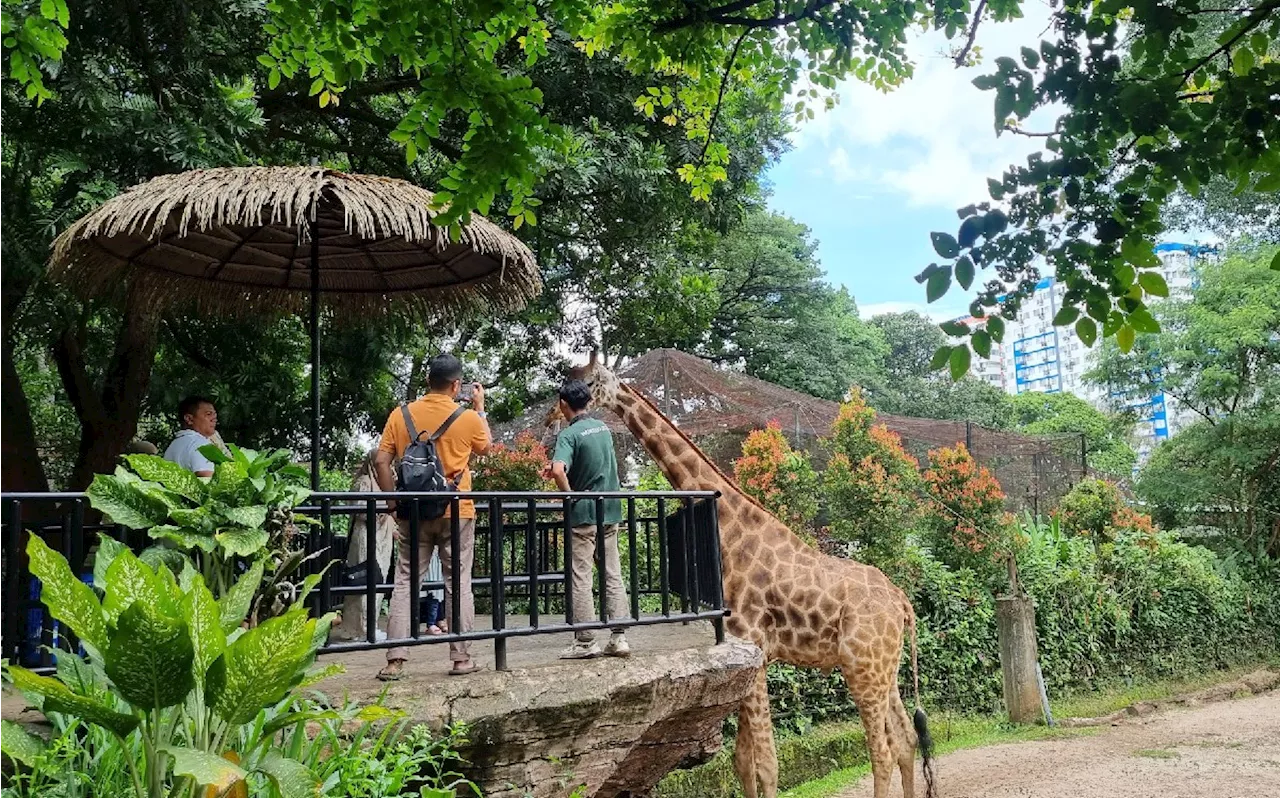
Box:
[951,243,1212,461]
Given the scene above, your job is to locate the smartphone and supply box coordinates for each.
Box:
[458,382,475,403]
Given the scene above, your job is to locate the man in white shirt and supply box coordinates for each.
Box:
[163,396,218,477]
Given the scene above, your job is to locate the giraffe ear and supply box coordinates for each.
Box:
[588,348,599,368]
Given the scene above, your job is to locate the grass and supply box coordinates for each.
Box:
[1133,748,1180,759]
[768,664,1273,798]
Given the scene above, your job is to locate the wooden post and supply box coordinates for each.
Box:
[996,595,1043,724]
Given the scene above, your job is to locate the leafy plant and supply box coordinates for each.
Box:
[4,535,333,798]
[733,422,819,541]
[920,443,1018,582]
[472,431,554,492]
[821,389,921,570]
[86,445,314,616]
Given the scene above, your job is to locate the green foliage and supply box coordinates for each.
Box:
[733,422,819,540]
[86,445,312,615]
[821,390,920,571]
[929,2,1280,368]
[1010,392,1137,477]
[5,536,334,798]
[919,444,1017,582]
[865,312,1014,428]
[261,0,943,227]
[472,431,554,492]
[1056,478,1125,539]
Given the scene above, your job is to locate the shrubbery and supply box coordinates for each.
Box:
[733,422,818,541]
[472,431,553,492]
[729,401,1280,732]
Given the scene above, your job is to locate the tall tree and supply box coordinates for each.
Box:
[1009,392,1136,476]
[864,312,1013,428]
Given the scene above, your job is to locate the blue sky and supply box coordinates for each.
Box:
[766,3,1058,321]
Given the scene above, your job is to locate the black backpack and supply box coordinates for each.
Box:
[395,403,467,521]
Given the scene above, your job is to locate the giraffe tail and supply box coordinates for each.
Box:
[906,600,937,798]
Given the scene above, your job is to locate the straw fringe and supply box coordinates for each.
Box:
[48,166,541,318]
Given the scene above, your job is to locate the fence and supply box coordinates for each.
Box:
[1,490,727,675]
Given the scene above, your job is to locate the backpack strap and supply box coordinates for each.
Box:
[430,406,468,442]
[400,402,423,442]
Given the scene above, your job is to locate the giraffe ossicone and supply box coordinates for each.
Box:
[550,355,937,798]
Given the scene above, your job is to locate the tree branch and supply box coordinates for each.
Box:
[658,0,840,32]
[1181,0,1280,80]
[1003,123,1054,137]
[699,31,750,164]
[954,0,988,68]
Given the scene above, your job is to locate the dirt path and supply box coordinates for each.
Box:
[837,691,1280,798]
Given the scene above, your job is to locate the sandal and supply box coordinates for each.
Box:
[377,660,406,681]
[428,625,443,635]
[448,661,481,676]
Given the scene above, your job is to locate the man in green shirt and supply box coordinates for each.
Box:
[548,379,631,659]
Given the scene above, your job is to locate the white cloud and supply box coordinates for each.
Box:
[790,2,1062,210]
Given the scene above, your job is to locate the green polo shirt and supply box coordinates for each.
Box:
[552,415,623,527]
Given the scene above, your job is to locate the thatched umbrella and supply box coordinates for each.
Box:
[49,166,540,487]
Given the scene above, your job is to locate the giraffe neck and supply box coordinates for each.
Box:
[611,384,805,551]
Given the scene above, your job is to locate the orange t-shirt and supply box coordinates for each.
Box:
[378,394,489,519]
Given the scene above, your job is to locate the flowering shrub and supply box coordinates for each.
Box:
[472,432,553,491]
[733,422,819,540]
[1057,477,1157,542]
[821,389,920,569]
[920,443,1016,579]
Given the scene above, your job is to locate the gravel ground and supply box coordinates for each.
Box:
[837,691,1280,798]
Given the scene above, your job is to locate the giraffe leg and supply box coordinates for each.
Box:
[735,666,779,798]
[844,668,896,798]
[888,690,918,797]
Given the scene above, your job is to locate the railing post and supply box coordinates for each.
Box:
[492,498,507,671]
[627,498,640,623]
[657,497,669,618]
[596,497,607,627]
[319,497,333,619]
[408,499,420,641]
[708,495,726,645]
[526,498,539,629]
[365,499,379,644]
[5,499,21,663]
[562,497,574,629]
[450,499,462,645]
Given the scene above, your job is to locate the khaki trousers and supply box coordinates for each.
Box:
[569,523,630,641]
[387,516,475,663]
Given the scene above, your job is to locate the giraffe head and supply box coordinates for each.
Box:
[542,350,625,427]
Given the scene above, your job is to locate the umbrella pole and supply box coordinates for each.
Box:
[310,212,321,491]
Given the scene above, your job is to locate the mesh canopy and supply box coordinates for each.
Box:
[496,349,1087,512]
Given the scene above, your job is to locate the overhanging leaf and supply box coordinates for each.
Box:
[986,315,1006,343]
[948,344,971,381]
[1052,306,1080,326]
[930,232,960,258]
[926,267,952,303]
[104,602,195,711]
[972,330,992,359]
[954,255,975,289]
[929,345,953,371]
[939,319,970,337]
[27,535,107,655]
[86,474,170,530]
[1138,271,1169,297]
[1,719,46,766]
[1117,323,1136,353]
[1128,308,1160,334]
[6,667,139,739]
[1075,317,1098,346]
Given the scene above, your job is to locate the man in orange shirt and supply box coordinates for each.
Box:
[375,354,490,679]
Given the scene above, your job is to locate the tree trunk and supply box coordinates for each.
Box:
[55,291,160,490]
[0,286,48,494]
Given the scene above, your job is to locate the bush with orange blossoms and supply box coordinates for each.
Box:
[472,431,554,491]
[1056,477,1158,545]
[821,388,920,569]
[734,422,819,540]
[921,443,1017,579]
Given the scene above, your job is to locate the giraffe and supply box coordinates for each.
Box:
[548,355,937,798]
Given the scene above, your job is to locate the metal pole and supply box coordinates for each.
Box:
[309,209,322,490]
[1080,433,1087,479]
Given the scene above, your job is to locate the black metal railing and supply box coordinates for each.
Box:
[2,490,727,674]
